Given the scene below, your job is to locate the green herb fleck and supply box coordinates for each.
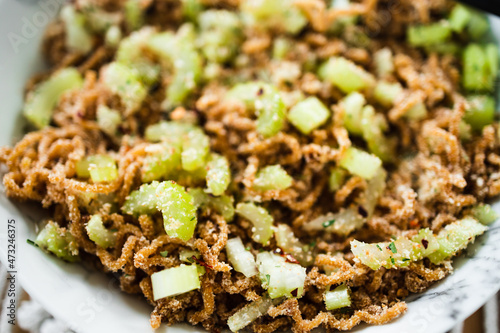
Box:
[388,242,397,254]
[245,246,251,251]
[110,228,118,232]
[190,216,196,221]
[402,258,410,262]
[265,274,271,285]
[376,244,382,251]
[322,219,335,228]
[309,241,317,249]
[160,251,169,257]
[390,257,395,264]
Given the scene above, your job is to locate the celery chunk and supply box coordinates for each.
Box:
[227,83,286,137]
[273,38,291,60]
[253,165,293,192]
[122,181,160,216]
[427,218,487,264]
[35,221,79,262]
[199,10,243,64]
[86,215,117,249]
[341,92,366,135]
[124,0,144,30]
[97,105,122,136]
[373,81,403,107]
[407,21,452,47]
[373,48,395,78]
[156,181,197,241]
[181,128,210,172]
[361,105,394,162]
[145,121,194,144]
[449,4,472,32]
[339,147,382,180]
[463,44,498,92]
[24,68,83,129]
[241,0,307,34]
[318,57,375,94]
[405,101,428,121]
[472,204,499,225]
[329,168,347,192]
[464,95,496,131]
[236,203,274,245]
[288,97,331,135]
[142,142,182,183]
[102,62,147,114]
[60,5,93,54]
[227,297,273,332]
[226,237,258,277]
[324,285,351,310]
[151,265,200,301]
[257,252,307,299]
[105,25,122,47]
[190,188,235,221]
[275,224,313,266]
[181,0,204,21]
[466,9,489,39]
[303,208,365,236]
[76,155,118,183]
[206,154,231,196]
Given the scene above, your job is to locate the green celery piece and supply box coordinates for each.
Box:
[341,92,366,135]
[459,120,473,141]
[227,297,273,332]
[318,57,375,94]
[181,0,204,21]
[275,224,313,266]
[362,167,387,217]
[122,181,160,216]
[466,9,489,40]
[86,215,117,249]
[190,188,235,221]
[142,142,182,183]
[324,285,351,310]
[288,97,331,135]
[405,101,428,120]
[156,181,198,242]
[102,62,147,114]
[328,0,358,34]
[462,44,497,92]
[76,155,118,183]
[339,147,382,180]
[407,21,452,47]
[253,165,293,191]
[256,252,307,299]
[60,5,93,53]
[105,25,122,47]
[124,0,144,30]
[273,38,291,60]
[472,204,499,225]
[464,95,496,131]
[145,121,194,144]
[226,82,286,138]
[147,27,202,106]
[199,10,243,64]
[236,203,274,245]
[35,221,79,262]
[410,228,440,258]
[428,217,487,264]
[24,68,83,129]
[373,48,394,78]
[206,153,231,196]
[424,42,460,56]
[240,0,307,35]
[373,81,403,107]
[181,128,210,172]
[96,105,122,136]
[449,4,472,32]
[361,105,394,162]
[151,264,200,300]
[329,168,347,192]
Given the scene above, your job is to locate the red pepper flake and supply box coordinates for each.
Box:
[191,255,213,269]
[409,219,419,228]
[257,87,264,96]
[290,288,299,297]
[274,249,300,264]
[421,239,429,249]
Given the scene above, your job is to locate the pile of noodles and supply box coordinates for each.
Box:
[2,0,500,331]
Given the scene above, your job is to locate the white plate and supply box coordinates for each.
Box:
[0,1,499,333]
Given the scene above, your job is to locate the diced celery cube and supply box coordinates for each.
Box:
[407,21,452,47]
[466,9,489,39]
[206,154,231,196]
[124,0,144,30]
[145,121,194,144]
[463,44,498,92]
[410,228,440,258]
[97,105,122,136]
[273,38,291,60]
[190,188,235,221]
[226,237,258,277]
[142,142,182,183]
[86,215,117,249]
[236,203,274,245]
[105,25,122,47]
[23,68,83,129]
[227,297,273,332]
[318,57,375,94]
[449,4,472,32]
[257,252,306,299]
[275,224,312,266]
[324,285,351,310]
[76,155,118,183]
[102,62,147,114]
[122,181,160,216]
[361,105,394,162]
[156,181,197,242]
[341,92,366,135]
[35,221,79,262]
[181,128,210,172]
[464,95,496,131]
[373,81,403,107]
[373,48,395,78]
[329,168,347,192]
[253,165,293,191]
[339,147,382,180]
[181,0,204,21]
[151,265,200,300]
[288,97,331,135]
[60,5,93,54]
[241,0,307,34]
[351,237,420,270]
[405,101,428,120]
[472,204,498,225]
